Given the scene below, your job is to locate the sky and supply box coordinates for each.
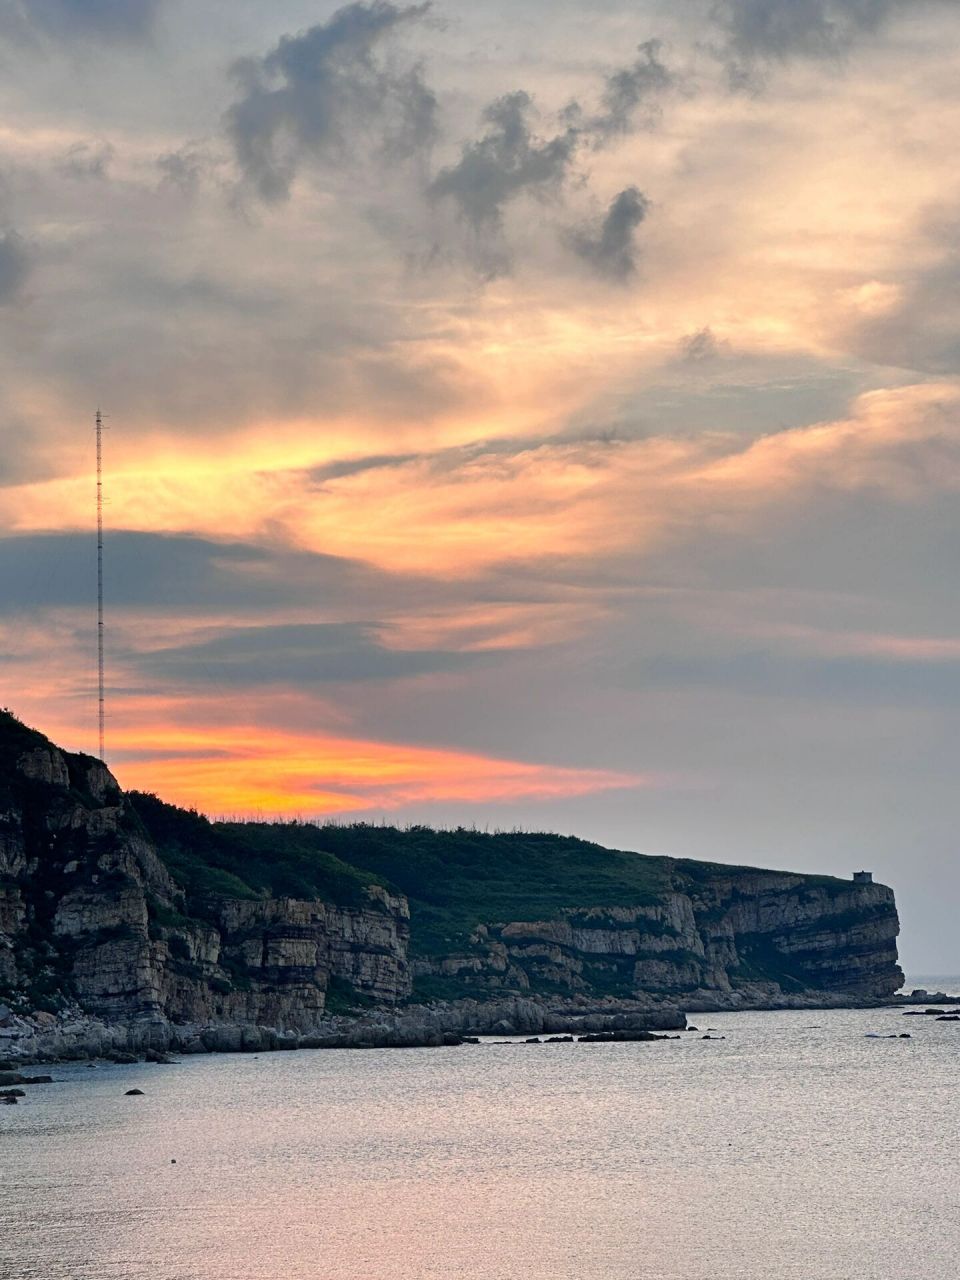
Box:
[0,0,957,969]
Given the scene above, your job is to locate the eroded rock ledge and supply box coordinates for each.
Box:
[0,996,688,1062]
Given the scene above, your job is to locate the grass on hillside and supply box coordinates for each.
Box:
[215,821,676,956]
[129,787,854,956]
[128,793,387,910]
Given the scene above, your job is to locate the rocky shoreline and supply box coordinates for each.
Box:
[0,985,912,1065]
[0,995,683,1063]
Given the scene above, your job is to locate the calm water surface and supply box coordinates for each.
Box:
[3,1003,960,1280]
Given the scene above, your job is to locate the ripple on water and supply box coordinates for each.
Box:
[2,1005,959,1280]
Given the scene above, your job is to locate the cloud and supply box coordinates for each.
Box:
[570,186,650,280]
[0,531,431,617]
[429,90,578,275]
[843,216,960,375]
[143,621,480,688]
[0,0,162,43]
[710,0,895,81]
[671,384,960,525]
[289,383,960,574]
[430,91,577,229]
[57,140,114,180]
[583,39,674,140]
[155,143,214,195]
[429,41,673,276]
[635,646,960,706]
[226,1,437,203]
[110,716,649,818]
[226,20,674,277]
[0,230,29,303]
[0,0,958,961]
[678,327,724,362]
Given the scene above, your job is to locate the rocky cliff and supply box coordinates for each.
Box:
[0,711,902,1059]
[431,875,901,1007]
[0,715,411,1039]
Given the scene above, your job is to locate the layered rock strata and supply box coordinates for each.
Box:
[422,876,902,1002]
[0,732,410,1037]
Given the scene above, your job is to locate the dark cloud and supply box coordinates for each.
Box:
[0,530,495,624]
[308,451,420,482]
[155,144,213,195]
[679,327,723,362]
[144,621,480,688]
[0,230,29,303]
[0,532,392,616]
[432,42,674,225]
[583,39,674,140]
[57,141,114,180]
[0,0,162,43]
[430,91,577,230]
[430,42,673,276]
[851,247,960,376]
[226,1,437,203]
[429,91,578,275]
[570,186,650,280]
[224,19,674,276]
[710,0,895,81]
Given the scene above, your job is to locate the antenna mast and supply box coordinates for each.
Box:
[96,408,105,763]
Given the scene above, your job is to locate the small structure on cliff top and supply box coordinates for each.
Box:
[853,870,873,883]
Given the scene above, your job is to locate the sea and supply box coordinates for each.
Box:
[3,982,960,1280]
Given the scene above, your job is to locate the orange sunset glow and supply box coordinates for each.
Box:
[112,721,653,817]
[0,0,958,952]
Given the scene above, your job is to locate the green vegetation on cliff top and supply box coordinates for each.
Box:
[218,821,676,956]
[128,792,388,911]
[132,808,852,958]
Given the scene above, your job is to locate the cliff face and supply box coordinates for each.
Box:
[0,712,903,1045]
[0,724,410,1032]
[423,874,901,1002]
